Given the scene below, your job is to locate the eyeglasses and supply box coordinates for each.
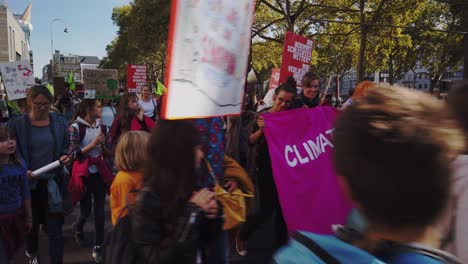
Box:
[304,85,320,89]
[33,102,51,107]
[276,97,293,105]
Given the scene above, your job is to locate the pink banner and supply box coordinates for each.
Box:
[263,106,352,234]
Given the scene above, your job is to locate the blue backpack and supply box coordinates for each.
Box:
[273,227,461,264]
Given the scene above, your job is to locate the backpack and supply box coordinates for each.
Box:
[104,189,141,264]
[274,231,384,264]
[273,227,462,264]
[104,211,140,264]
[77,122,108,144]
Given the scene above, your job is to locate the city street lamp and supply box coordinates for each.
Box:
[50,18,69,81]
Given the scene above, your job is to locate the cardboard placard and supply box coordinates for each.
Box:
[83,69,119,99]
[53,77,66,97]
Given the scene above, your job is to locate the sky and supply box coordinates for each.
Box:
[9,0,132,78]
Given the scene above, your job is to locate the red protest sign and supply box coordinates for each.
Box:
[279,32,314,88]
[269,68,280,90]
[127,64,147,93]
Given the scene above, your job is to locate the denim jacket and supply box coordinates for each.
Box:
[7,113,70,212]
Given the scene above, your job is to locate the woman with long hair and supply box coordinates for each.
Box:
[109,93,154,146]
[130,120,221,263]
[7,85,70,264]
[237,80,297,256]
[138,85,158,121]
[68,99,113,263]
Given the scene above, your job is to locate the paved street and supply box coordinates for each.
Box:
[13,198,278,264]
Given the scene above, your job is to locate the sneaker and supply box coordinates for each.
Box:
[72,222,86,247]
[92,246,103,263]
[235,236,248,257]
[26,251,40,264]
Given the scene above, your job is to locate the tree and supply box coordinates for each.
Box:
[410,0,463,91]
[101,1,171,84]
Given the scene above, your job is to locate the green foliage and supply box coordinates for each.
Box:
[101,1,170,84]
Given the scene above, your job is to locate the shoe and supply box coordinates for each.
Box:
[72,222,86,247]
[26,251,40,264]
[39,224,47,235]
[92,245,103,263]
[235,236,248,257]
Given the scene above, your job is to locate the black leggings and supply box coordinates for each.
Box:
[74,173,106,245]
[239,163,288,246]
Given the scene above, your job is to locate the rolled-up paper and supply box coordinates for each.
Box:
[32,160,61,176]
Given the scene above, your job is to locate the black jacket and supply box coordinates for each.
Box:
[292,92,320,109]
[131,191,222,263]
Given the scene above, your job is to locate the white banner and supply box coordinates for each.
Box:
[0,60,35,101]
[163,0,256,119]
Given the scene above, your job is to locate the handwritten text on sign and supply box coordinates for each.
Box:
[83,69,119,99]
[164,0,255,119]
[127,64,147,93]
[0,60,35,101]
[279,32,314,87]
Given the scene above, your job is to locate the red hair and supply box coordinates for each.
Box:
[352,81,374,99]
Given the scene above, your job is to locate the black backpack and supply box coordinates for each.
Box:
[103,210,140,264]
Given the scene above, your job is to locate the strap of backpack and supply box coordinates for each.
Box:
[78,123,87,143]
[292,232,341,264]
[379,241,462,264]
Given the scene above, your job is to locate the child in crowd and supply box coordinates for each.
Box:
[110,131,150,225]
[69,99,113,263]
[0,127,32,262]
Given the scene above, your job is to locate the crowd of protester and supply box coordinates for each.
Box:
[0,75,466,264]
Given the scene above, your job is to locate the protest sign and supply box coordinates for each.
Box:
[53,77,66,97]
[83,69,118,99]
[269,68,280,90]
[263,106,352,234]
[0,60,35,100]
[163,0,256,119]
[279,32,314,88]
[127,64,147,93]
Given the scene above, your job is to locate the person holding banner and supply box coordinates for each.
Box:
[292,71,321,109]
[274,85,464,263]
[237,78,297,256]
[138,85,158,121]
[7,85,71,264]
[109,93,155,147]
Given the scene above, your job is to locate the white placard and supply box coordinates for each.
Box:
[84,89,96,99]
[0,60,35,101]
[163,0,256,119]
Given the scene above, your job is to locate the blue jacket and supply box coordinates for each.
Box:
[7,113,70,212]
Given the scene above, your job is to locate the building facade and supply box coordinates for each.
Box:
[43,51,100,83]
[0,2,32,63]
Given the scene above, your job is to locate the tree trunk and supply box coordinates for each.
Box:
[463,11,468,80]
[336,75,341,106]
[357,0,367,83]
[388,53,395,85]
